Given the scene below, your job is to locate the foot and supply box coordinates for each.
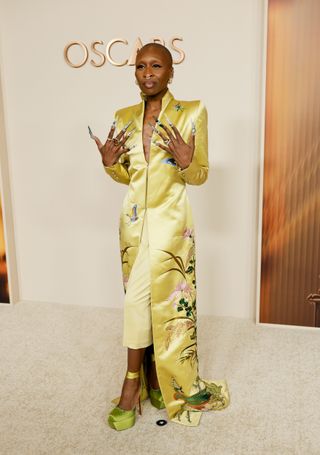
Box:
[148,359,160,390]
[118,375,140,411]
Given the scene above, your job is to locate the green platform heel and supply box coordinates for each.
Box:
[149,353,165,410]
[107,370,142,431]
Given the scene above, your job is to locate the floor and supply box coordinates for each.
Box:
[0,301,319,455]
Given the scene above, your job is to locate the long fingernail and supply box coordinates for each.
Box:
[191,119,196,135]
[122,120,133,132]
[127,128,136,137]
[111,120,116,128]
[153,116,164,127]
[148,122,160,134]
[164,114,173,127]
[88,125,93,137]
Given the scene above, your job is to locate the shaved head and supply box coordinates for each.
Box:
[135,42,174,98]
[136,43,173,67]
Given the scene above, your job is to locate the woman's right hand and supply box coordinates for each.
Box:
[90,121,132,167]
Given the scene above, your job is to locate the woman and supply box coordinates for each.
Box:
[90,43,230,430]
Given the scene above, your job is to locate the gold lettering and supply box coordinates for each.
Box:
[127,37,144,66]
[90,40,106,67]
[106,38,128,66]
[64,41,88,68]
[64,37,185,68]
[169,37,185,64]
[152,37,165,46]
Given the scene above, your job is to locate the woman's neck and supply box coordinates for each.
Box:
[145,87,168,111]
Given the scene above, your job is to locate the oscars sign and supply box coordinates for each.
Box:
[63,37,185,68]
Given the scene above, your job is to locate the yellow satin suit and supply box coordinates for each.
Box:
[122,211,153,349]
[104,89,230,426]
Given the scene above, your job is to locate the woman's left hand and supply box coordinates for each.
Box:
[154,118,195,170]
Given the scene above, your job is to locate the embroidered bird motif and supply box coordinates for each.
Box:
[171,377,226,423]
[161,157,177,167]
[171,377,210,423]
[126,204,138,224]
[172,378,211,409]
[173,386,212,410]
[174,102,185,112]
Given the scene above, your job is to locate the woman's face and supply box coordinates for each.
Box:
[135,47,173,97]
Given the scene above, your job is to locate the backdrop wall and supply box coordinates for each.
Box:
[0,0,265,318]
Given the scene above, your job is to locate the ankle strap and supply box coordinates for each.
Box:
[126,370,140,379]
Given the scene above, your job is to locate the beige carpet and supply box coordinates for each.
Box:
[0,301,319,455]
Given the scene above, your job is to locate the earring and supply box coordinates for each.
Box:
[135,79,139,85]
[168,77,173,84]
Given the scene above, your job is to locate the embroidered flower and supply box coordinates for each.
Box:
[165,319,195,349]
[168,281,195,308]
[183,227,194,239]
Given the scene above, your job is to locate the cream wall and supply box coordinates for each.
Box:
[0,0,265,318]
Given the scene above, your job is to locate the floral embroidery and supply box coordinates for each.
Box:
[161,227,198,366]
[120,246,134,293]
[168,282,195,308]
[183,227,194,239]
[164,319,194,350]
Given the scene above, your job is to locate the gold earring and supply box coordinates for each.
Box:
[168,77,173,84]
[135,79,139,85]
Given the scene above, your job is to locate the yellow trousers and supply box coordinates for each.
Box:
[122,215,153,349]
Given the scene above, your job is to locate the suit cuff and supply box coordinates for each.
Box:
[104,163,120,181]
[177,159,198,178]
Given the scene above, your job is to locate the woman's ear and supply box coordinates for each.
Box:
[168,68,174,84]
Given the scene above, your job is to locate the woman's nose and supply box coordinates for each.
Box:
[143,67,154,78]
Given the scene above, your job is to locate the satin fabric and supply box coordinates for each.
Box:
[105,89,230,426]
[122,214,153,349]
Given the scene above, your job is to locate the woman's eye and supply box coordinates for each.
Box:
[136,64,144,69]
[153,64,161,68]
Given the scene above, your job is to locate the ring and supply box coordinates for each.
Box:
[164,138,171,145]
[107,138,112,141]
[113,138,120,145]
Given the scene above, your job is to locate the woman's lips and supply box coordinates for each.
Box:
[143,80,156,89]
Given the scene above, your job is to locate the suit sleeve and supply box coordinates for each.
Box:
[103,111,131,185]
[178,101,209,185]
